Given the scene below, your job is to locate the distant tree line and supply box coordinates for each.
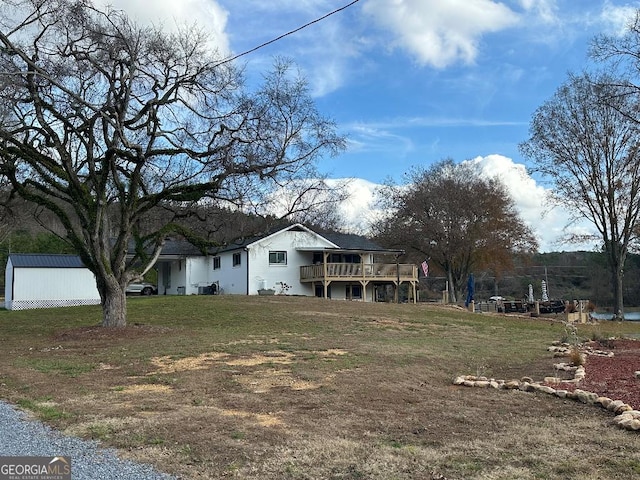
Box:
[417,251,640,310]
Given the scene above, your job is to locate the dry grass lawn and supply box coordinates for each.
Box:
[1,295,640,479]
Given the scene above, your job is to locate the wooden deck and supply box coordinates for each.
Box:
[299,263,417,283]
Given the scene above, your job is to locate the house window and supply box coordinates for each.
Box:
[213,256,221,270]
[344,254,361,264]
[232,252,241,267]
[269,251,287,265]
[347,284,362,300]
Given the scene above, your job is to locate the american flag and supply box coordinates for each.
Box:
[421,260,429,277]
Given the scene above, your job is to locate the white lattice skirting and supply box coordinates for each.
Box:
[6,299,101,310]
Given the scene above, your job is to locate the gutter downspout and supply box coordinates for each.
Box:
[395,253,400,303]
[245,247,250,295]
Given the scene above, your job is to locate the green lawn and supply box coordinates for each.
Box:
[1,295,639,479]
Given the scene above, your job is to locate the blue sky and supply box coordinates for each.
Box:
[213,0,633,183]
[101,0,640,250]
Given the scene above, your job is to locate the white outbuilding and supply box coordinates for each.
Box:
[5,254,101,310]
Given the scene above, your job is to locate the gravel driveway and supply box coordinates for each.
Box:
[0,400,176,479]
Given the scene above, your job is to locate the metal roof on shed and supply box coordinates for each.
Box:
[8,254,86,268]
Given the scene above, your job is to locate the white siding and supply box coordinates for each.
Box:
[184,257,211,294]
[327,284,376,302]
[149,226,399,301]
[212,250,248,295]
[165,260,187,295]
[247,230,335,296]
[6,265,100,310]
[5,258,14,303]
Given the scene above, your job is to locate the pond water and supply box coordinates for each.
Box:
[591,311,640,321]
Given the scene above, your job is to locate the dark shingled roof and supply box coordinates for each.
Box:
[207,226,402,254]
[320,232,389,251]
[209,224,309,254]
[208,225,396,254]
[8,254,86,268]
[151,240,204,256]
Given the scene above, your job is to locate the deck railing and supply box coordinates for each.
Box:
[300,263,417,282]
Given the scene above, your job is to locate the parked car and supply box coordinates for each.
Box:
[125,282,157,296]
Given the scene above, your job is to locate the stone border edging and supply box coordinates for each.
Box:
[453,343,640,432]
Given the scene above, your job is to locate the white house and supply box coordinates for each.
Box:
[155,224,417,302]
[5,254,101,310]
[3,225,418,309]
[198,224,418,301]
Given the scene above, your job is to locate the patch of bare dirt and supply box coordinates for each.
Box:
[148,352,230,374]
[53,324,172,341]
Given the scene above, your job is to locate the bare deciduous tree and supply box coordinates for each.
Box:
[0,0,345,326]
[372,159,537,303]
[520,73,640,319]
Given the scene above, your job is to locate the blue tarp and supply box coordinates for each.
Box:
[465,273,475,308]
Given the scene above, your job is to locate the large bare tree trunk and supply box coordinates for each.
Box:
[97,276,127,328]
[613,267,625,320]
[447,270,457,303]
[606,241,627,320]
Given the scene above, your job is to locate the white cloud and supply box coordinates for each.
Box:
[212,0,365,97]
[600,1,639,35]
[518,0,559,25]
[345,123,415,156]
[465,155,598,252]
[326,178,383,233]
[330,155,599,252]
[96,0,231,54]
[363,0,519,68]
[293,20,362,97]
[466,154,546,214]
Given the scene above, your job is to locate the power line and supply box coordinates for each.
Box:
[215,0,361,67]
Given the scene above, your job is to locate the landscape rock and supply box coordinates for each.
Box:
[608,400,625,413]
[615,403,633,414]
[554,389,568,398]
[554,362,575,372]
[453,340,640,432]
[574,389,598,404]
[519,382,532,392]
[595,397,612,409]
[537,385,556,395]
